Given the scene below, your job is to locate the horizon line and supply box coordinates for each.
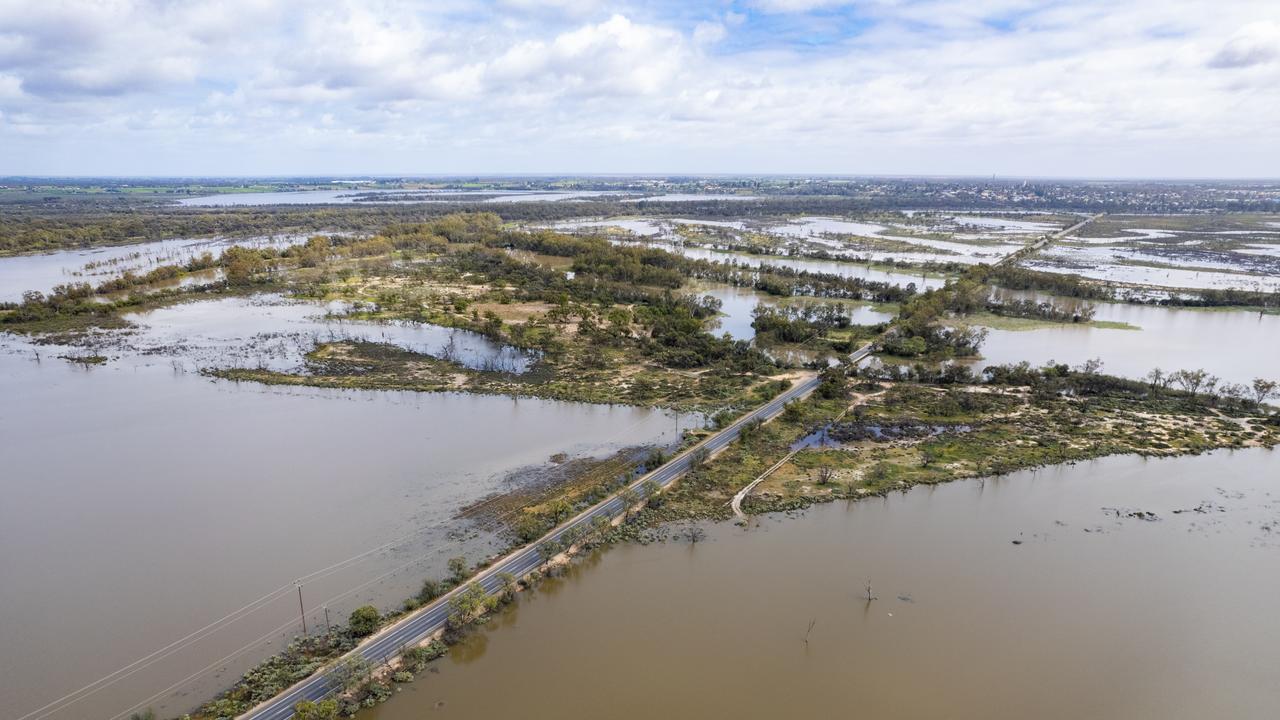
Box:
[4,173,1280,183]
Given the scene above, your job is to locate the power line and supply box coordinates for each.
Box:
[111,544,459,720]
[12,584,295,720]
[31,386,691,720]
[105,615,307,720]
[18,520,449,720]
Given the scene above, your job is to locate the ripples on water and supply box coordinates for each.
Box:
[0,297,688,720]
[366,450,1280,720]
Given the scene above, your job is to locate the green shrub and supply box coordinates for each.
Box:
[348,606,381,637]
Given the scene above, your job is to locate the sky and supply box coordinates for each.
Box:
[1,0,1278,178]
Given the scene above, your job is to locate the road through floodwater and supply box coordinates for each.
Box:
[366,449,1280,720]
[0,326,688,720]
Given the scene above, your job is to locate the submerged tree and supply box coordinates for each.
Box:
[418,578,443,603]
[447,555,469,584]
[348,605,381,637]
[681,525,707,544]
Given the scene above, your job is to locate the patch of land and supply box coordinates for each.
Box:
[752,383,1275,512]
[598,368,1279,528]
[964,311,1141,332]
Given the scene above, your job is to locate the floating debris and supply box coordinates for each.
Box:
[1173,501,1226,514]
[1103,507,1161,522]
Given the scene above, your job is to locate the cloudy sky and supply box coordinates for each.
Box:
[1,0,1278,177]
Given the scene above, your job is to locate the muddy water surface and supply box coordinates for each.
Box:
[0,326,687,720]
[974,293,1280,386]
[0,234,312,303]
[694,283,894,342]
[367,449,1280,720]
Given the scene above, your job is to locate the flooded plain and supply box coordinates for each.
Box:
[112,294,539,374]
[664,242,948,290]
[0,321,688,720]
[695,283,894,342]
[551,214,1054,266]
[0,234,314,303]
[556,224,951,291]
[971,293,1280,386]
[1025,242,1280,293]
[176,189,628,206]
[545,210,1276,296]
[367,449,1280,720]
[3,212,1276,720]
[175,190,769,207]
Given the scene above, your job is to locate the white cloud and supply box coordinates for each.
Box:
[486,14,686,97]
[693,21,727,45]
[498,0,603,16]
[0,0,1278,175]
[748,0,856,13]
[1207,21,1280,68]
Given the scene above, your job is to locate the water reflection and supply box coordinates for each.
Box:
[0,234,313,303]
[973,290,1280,385]
[695,283,894,342]
[106,293,539,373]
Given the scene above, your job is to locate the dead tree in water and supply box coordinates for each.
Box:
[803,618,816,646]
[865,579,876,603]
[681,525,707,544]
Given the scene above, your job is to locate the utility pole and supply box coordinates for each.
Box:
[296,581,307,637]
[323,605,331,634]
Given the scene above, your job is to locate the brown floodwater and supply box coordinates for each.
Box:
[696,282,895,342]
[368,449,1280,720]
[0,315,688,720]
[974,291,1280,387]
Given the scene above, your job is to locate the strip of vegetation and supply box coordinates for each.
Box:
[750,303,885,354]
[186,554,493,720]
[974,263,1280,309]
[647,363,1278,519]
[169,355,1278,720]
[878,279,989,359]
[984,296,1095,323]
[184,459,668,720]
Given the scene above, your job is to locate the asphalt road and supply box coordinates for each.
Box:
[241,370,828,719]
[996,213,1103,267]
[236,207,1060,719]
